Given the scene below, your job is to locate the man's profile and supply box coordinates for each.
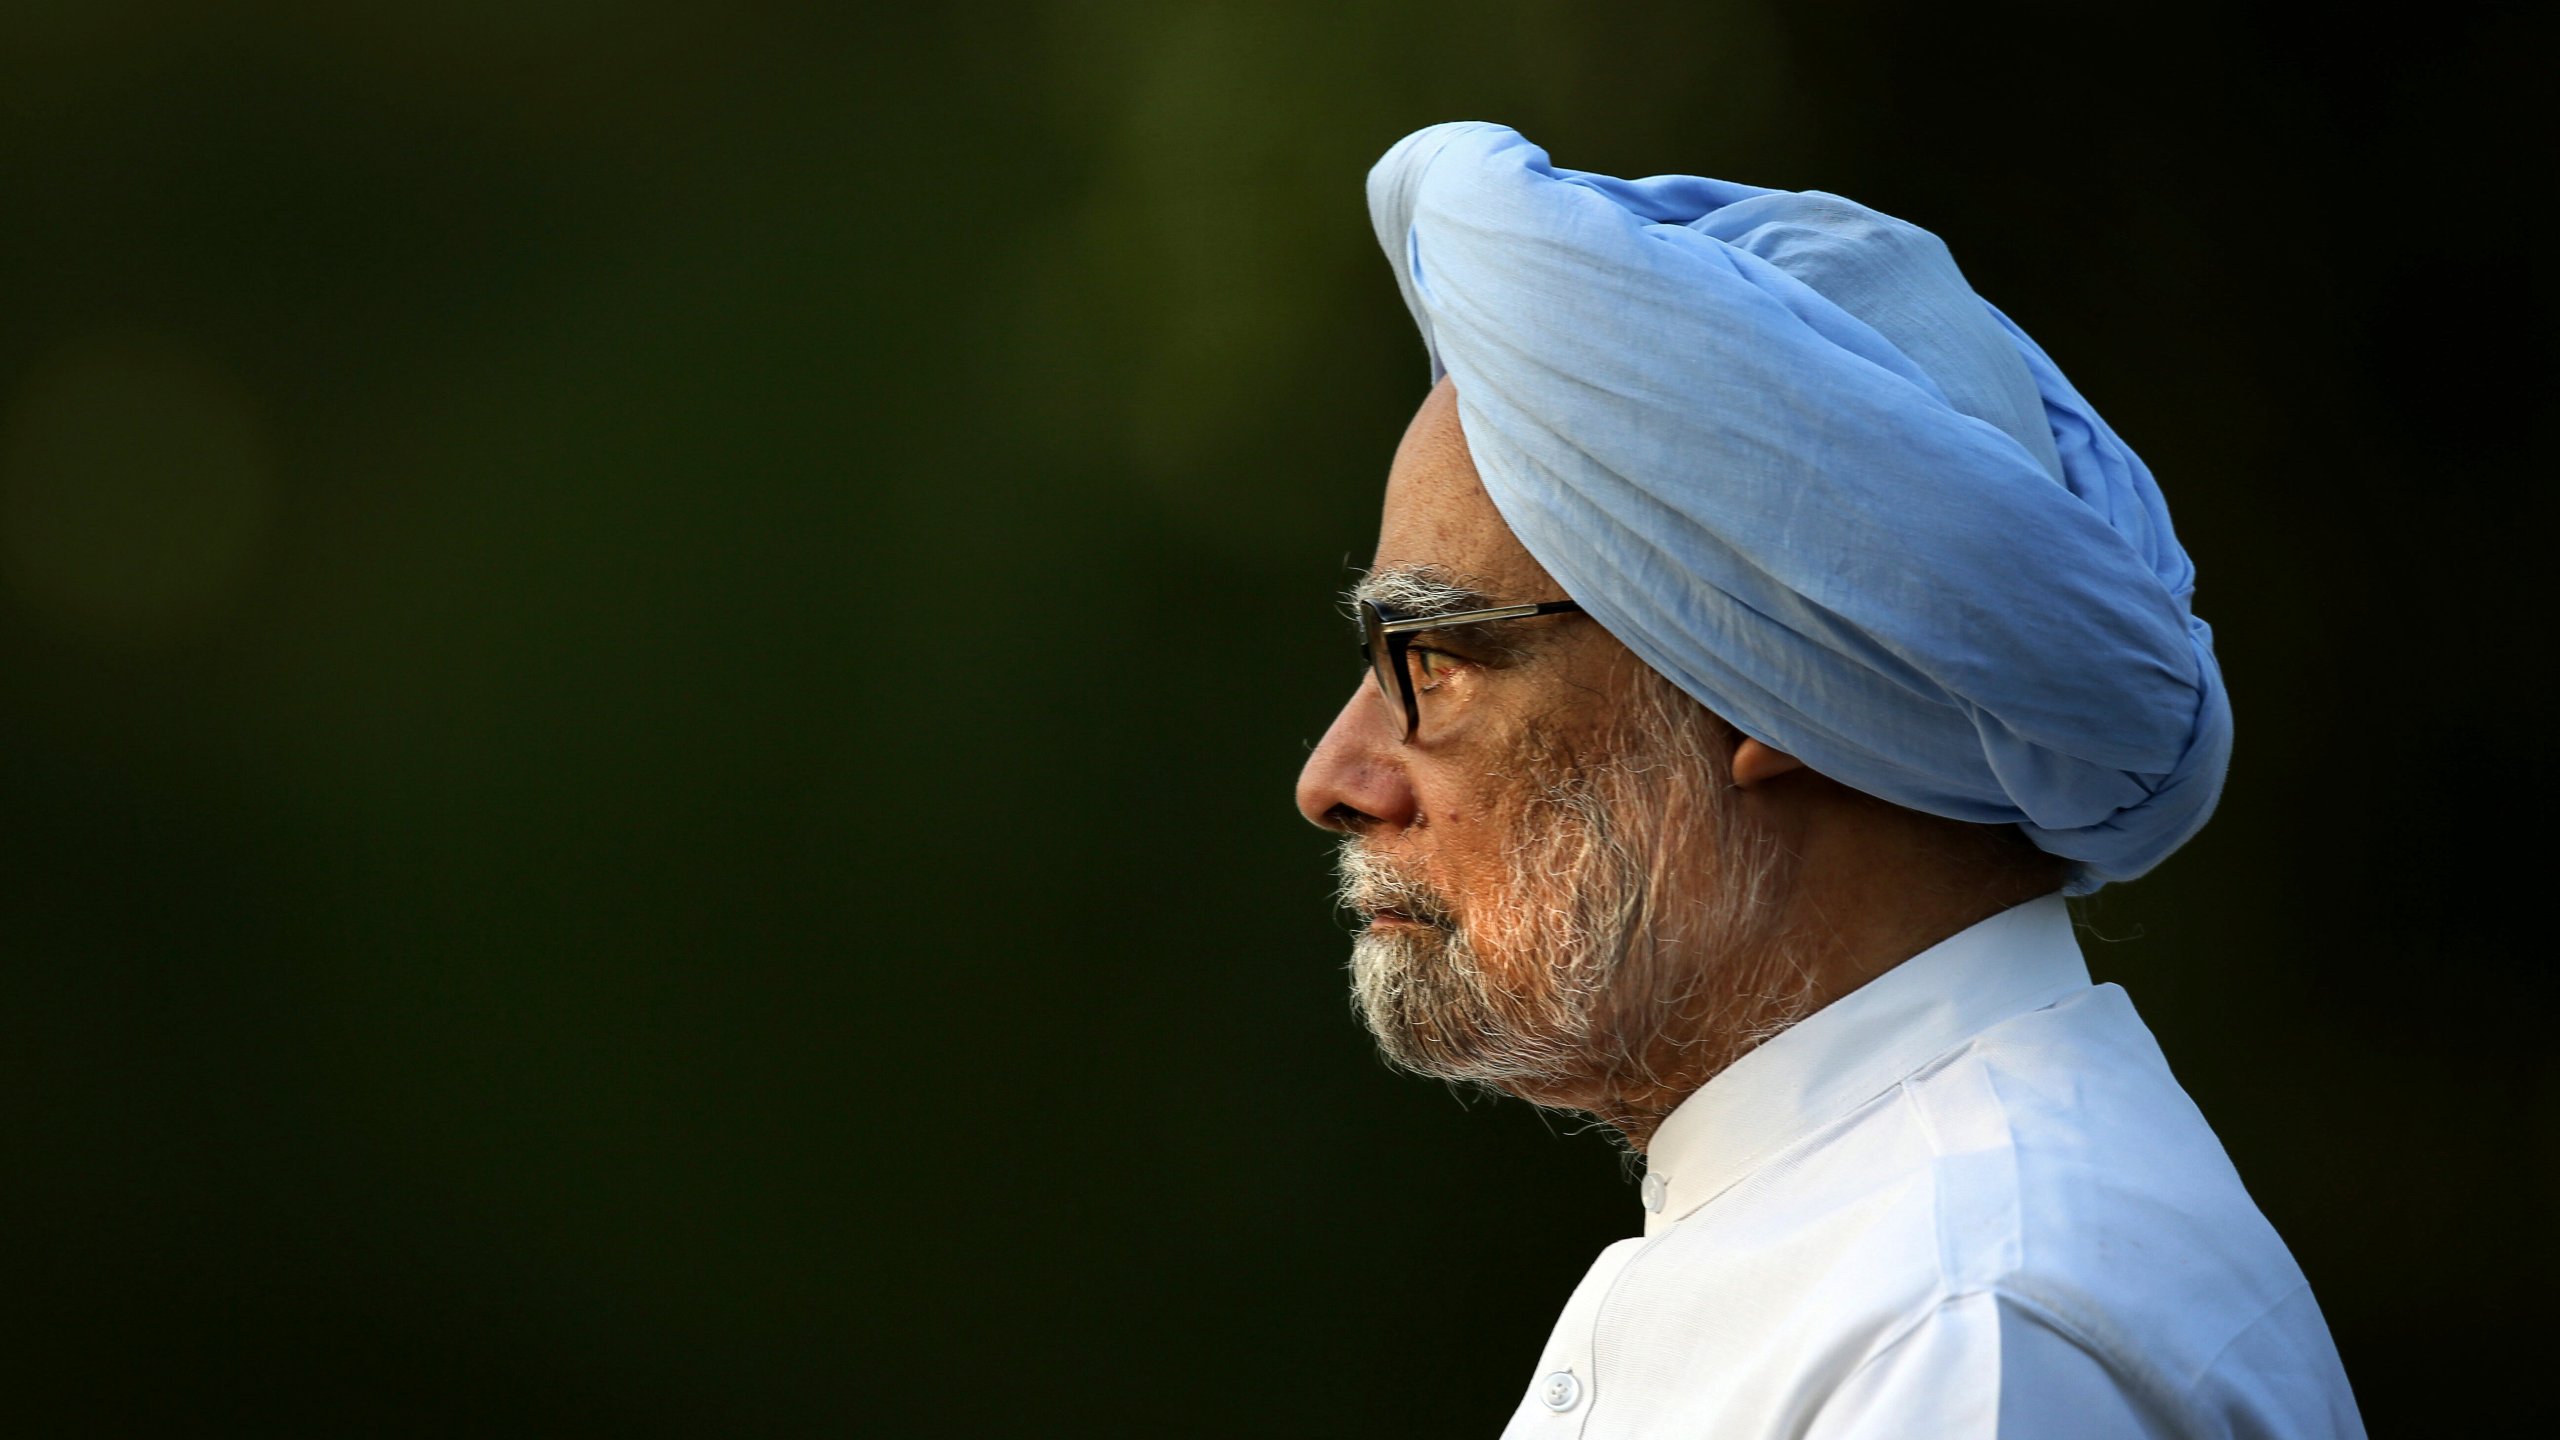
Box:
[1296,122,2361,1437]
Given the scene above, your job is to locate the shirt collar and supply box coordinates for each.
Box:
[1638,893,2087,1236]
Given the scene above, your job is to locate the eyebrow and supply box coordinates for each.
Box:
[1345,564,1501,620]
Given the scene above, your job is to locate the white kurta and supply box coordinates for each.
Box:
[1499,895,2363,1438]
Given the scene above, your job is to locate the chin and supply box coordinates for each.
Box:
[1350,924,1591,1091]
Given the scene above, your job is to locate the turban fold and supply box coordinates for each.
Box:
[1368,122,2229,891]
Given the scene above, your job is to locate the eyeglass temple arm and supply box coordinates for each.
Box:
[1374,599,1582,636]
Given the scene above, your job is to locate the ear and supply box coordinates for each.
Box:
[1731,736,1806,789]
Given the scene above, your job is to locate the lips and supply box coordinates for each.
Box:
[1363,902,1456,932]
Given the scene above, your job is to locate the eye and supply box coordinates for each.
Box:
[1409,645,1463,690]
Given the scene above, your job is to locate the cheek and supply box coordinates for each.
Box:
[1411,778,1520,899]
[1409,765,1486,839]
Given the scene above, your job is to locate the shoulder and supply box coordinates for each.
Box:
[1607,983,2358,1436]
[1900,988,2300,1343]
[1875,985,2360,1434]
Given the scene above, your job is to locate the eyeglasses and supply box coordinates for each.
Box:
[1357,596,1584,744]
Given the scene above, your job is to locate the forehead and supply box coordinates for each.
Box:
[1373,379,1562,600]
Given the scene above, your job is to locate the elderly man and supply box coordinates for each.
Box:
[1295,123,2361,1438]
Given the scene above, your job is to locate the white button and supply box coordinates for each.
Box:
[1541,1369,1582,1412]
[1640,1171,1668,1213]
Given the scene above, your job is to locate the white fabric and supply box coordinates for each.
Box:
[1499,896,2363,1438]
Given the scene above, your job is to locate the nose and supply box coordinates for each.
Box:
[1296,682,1417,833]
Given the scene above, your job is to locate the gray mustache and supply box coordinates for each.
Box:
[1334,841,1457,928]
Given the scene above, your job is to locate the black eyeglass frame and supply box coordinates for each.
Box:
[1357,596,1584,744]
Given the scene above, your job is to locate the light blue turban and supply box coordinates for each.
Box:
[1368,122,2229,891]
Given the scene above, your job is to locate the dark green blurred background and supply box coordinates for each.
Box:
[2,2,2547,1434]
